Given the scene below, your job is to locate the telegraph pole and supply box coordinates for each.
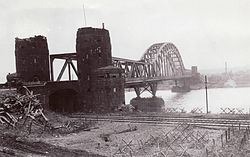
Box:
[205,75,209,114]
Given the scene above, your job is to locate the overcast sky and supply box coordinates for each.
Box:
[0,0,250,82]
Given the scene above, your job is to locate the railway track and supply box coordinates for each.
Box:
[70,114,250,128]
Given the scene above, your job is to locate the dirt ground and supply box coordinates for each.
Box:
[2,110,250,157]
[39,121,221,156]
[1,93,250,157]
[0,111,105,157]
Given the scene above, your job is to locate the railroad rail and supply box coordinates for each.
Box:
[69,114,250,128]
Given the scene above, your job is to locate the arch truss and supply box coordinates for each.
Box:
[141,42,185,78]
[113,42,186,82]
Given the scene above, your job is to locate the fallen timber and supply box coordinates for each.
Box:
[0,86,49,133]
[70,114,250,128]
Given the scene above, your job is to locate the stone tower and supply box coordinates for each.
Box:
[76,27,124,112]
[15,35,50,82]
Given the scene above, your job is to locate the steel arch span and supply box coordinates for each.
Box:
[141,42,185,78]
[112,42,192,87]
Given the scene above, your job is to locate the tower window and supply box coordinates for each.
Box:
[34,58,37,63]
[113,88,116,93]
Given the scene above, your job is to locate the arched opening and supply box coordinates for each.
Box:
[49,89,78,113]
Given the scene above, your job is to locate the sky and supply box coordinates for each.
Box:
[0,0,250,82]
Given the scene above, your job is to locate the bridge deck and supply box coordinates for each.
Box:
[125,75,192,87]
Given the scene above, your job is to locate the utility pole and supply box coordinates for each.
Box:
[205,75,209,114]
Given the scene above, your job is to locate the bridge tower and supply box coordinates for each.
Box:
[15,35,50,82]
[76,27,125,112]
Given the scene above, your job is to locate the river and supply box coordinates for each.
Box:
[125,87,250,114]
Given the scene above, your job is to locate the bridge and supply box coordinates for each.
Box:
[50,42,197,98]
[11,27,200,113]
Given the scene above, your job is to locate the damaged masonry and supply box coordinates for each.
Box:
[7,27,126,113]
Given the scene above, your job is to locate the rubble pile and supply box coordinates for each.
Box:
[51,120,97,135]
[0,88,102,156]
[0,87,48,133]
[0,87,97,136]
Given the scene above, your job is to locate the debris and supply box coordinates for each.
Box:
[118,104,135,112]
[100,133,111,142]
[0,86,48,133]
[115,124,137,134]
[0,146,15,156]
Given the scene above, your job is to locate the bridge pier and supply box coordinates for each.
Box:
[130,96,164,112]
[149,83,157,97]
[133,82,158,98]
[134,87,141,98]
[171,79,191,92]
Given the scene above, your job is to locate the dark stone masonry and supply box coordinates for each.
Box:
[15,35,50,82]
[76,27,125,112]
[11,27,125,113]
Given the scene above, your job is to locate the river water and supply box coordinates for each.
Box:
[125,87,250,114]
